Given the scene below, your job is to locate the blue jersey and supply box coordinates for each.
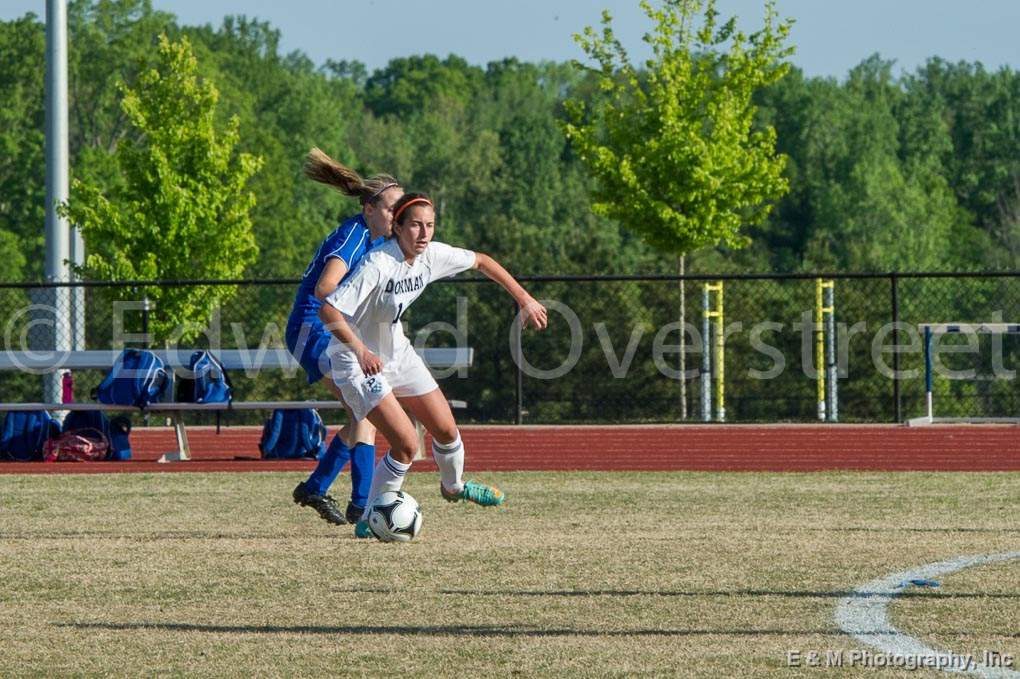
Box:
[287,214,383,331]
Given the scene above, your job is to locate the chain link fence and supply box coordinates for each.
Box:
[3,272,1020,424]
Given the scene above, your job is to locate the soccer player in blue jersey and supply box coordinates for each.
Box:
[286,148,403,526]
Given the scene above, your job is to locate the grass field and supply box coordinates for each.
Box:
[1,470,1017,677]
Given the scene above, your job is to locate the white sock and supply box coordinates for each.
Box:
[359,452,410,521]
[432,432,465,494]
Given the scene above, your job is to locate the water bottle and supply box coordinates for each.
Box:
[61,371,74,404]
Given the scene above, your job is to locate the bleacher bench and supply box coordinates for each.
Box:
[0,347,473,462]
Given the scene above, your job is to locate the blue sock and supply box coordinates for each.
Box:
[305,434,351,496]
[349,443,376,508]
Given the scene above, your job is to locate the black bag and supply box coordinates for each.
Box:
[62,410,112,443]
[108,415,132,461]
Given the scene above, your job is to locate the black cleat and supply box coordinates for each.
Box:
[345,501,364,525]
[292,481,347,525]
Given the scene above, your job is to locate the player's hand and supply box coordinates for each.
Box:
[357,348,383,376]
[520,297,548,330]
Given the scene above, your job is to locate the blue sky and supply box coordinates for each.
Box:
[4,0,1019,78]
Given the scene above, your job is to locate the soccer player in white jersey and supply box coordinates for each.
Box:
[319,192,548,537]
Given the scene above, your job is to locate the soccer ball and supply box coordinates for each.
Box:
[366,490,422,542]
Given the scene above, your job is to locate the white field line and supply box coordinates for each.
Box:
[835,552,1020,678]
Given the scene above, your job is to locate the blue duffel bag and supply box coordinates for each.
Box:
[95,349,170,408]
[259,409,326,460]
[1,411,60,461]
[176,351,231,404]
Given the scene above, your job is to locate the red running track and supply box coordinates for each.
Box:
[1,425,1019,474]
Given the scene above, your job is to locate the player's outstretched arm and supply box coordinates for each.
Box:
[318,304,383,375]
[474,253,548,330]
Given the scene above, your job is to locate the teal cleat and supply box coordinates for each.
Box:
[441,480,505,507]
[354,520,373,539]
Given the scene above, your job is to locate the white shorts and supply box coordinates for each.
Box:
[327,344,439,421]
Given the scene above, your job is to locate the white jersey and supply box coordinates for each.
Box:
[324,238,477,361]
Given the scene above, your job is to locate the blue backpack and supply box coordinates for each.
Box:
[1,411,60,461]
[176,351,231,403]
[259,409,326,460]
[95,349,170,408]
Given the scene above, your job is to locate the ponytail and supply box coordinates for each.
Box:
[303,147,399,206]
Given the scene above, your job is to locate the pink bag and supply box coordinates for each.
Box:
[43,428,110,462]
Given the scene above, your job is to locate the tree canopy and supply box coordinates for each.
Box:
[1,0,1019,280]
[565,0,793,256]
[59,33,262,342]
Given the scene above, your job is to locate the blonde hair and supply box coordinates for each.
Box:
[303,147,399,206]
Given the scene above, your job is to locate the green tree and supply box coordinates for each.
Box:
[67,0,176,181]
[184,16,364,277]
[908,60,1020,265]
[0,13,44,281]
[0,2,179,281]
[564,0,793,256]
[364,54,485,118]
[60,34,262,342]
[760,57,981,272]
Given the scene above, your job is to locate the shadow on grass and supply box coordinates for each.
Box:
[0,531,301,541]
[58,621,1020,639]
[57,619,1020,636]
[423,589,1020,600]
[827,527,1020,534]
[58,621,841,637]
[6,526,1020,541]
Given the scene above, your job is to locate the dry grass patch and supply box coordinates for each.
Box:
[891,559,1020,669]
[0,470,1016,677]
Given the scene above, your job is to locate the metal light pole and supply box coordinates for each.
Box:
[44,0,71,403]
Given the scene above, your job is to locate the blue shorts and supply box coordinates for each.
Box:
[285,320,333,385]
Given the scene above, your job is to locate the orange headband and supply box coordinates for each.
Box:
[393,197,434,224]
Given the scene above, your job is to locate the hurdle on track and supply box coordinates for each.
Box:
[908,322,1020,426]
[702,282,725,422]
[815,279,838,422]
